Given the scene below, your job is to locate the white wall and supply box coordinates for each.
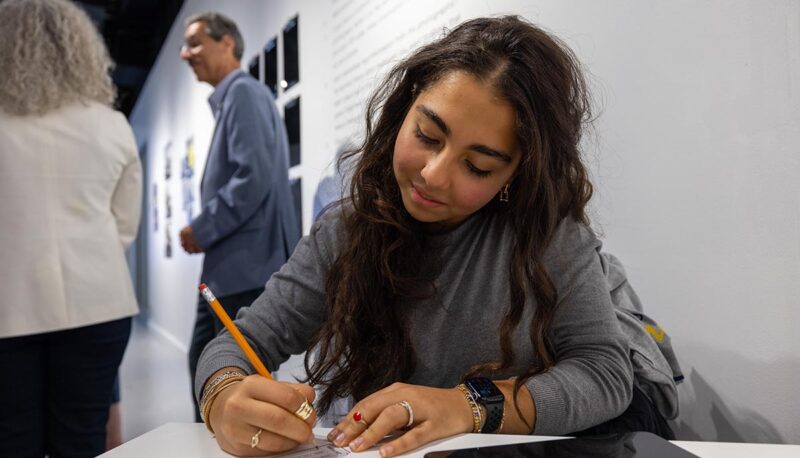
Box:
[130,0,800,444]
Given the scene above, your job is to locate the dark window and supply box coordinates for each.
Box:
[263,37,278,96]
[284,97,300,167]
[248,55,259,81]
[290,177,302,234]
[282,16,299,90]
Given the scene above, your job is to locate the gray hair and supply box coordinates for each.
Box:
[0,0,116,116]
[186,12,244,61]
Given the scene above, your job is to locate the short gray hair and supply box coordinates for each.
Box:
[0,0,116,116]
[186,12,244,61]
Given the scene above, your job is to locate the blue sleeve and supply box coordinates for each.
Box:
[191,82,277,248]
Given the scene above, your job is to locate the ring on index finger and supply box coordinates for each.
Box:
[294,397,314,421]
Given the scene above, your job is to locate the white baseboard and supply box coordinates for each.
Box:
[147,320,188,354]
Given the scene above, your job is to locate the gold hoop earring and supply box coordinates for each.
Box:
[499,183,509,202]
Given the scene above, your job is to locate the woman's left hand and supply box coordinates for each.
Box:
[326,382,474,457]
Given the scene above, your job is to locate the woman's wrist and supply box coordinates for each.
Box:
[200,367,248,434]
[494,379,536,434]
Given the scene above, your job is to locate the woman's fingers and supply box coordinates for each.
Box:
[348,402,411,452]
[329,383,415,449]
[237,377,317,442]
[245,401,315,445]
[379,425,434,458]
[286,382,317,404]
[328,384,473,456]
[328,382,408,442]
[216,423,300,456]
[211,376,317,455]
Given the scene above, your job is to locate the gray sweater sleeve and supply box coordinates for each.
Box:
[194,212,339,400]
[526,220,633,434]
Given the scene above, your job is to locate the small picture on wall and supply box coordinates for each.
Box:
[164,141,172,180]
[182,137,196,225]
[164,189,173,258]
[152,183,158,232]
[165,190,172,219]
[164,221,172,258]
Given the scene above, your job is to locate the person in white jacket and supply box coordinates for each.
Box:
[0,0,142,456]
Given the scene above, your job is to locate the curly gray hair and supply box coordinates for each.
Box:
[186,12,244,61]
[0,0,116,116]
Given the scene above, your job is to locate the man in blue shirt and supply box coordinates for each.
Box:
[179,12,300,421]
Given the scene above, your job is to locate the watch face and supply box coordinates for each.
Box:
[466,377,504,402]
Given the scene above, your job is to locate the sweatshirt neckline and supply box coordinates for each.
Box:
[424,211,487,248]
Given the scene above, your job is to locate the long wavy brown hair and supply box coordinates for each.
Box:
[305,16,594,425]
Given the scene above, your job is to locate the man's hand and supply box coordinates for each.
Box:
[180,226,204,254]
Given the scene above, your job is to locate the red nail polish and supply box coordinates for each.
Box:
[353,411,362,422]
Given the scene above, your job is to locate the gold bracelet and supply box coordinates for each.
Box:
[477,404,487,432]
[200,371,245,420]
[201,370,246,401]
[201,377,244,434]
[200,374,244,418]
[200,375,245,434]
[456,384,482,433]
[201,375,244,418]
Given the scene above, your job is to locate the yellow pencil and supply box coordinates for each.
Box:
[198,283,272,380]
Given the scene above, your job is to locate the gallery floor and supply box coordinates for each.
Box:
[118,317,194,442]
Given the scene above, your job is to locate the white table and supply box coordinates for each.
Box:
[98,423,800,458]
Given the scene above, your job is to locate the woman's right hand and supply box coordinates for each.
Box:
[208,375,317,456]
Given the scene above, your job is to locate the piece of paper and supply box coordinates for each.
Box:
[271,436,350,457]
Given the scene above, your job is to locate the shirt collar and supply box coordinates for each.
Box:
[208,69,244,116]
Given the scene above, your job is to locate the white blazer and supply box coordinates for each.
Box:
[0,101,142,338]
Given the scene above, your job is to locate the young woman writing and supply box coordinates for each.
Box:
[195,16,669,457]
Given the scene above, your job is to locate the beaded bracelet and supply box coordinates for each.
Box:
[456,384,483,433]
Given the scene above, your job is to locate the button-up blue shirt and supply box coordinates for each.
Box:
[208,69,242,120]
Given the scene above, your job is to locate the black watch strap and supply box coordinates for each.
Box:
[464,377,505,433]
[480,398,504,433]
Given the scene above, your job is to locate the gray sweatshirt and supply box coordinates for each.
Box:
[196,208,633,435]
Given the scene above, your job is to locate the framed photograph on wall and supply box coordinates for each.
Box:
[181,137,196,225]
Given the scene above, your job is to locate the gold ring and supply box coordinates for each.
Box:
[294,398,314,421]
[251,428,262,448]
[357,418,370,428]
[397,400,414,428]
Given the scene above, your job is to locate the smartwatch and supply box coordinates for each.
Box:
[464,377,505,433]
